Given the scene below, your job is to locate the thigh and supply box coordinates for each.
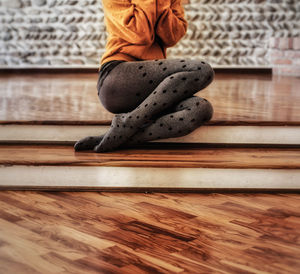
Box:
[98,58,210,114]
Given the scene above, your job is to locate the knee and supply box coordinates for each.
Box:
[189,60,215,89]
[174,60,215,92]
[193,97,214,124]
[197,60,214,87]
[201,98,214,122]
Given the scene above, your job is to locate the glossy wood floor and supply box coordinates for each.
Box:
[1,72,300,125]
[1,144,300,169]
[0,191,299,273]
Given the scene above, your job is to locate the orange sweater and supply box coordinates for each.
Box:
[100,0,188,69]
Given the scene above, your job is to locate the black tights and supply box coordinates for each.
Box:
[74,59,214,152]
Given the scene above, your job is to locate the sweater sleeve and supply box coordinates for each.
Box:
[102,0,156,45]
[155,0,188,47]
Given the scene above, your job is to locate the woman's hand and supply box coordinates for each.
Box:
[155,0,188,47]
[102,0,156,45]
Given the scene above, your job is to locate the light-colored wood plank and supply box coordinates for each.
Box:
[1,124,300,145]
[1,165,299,189]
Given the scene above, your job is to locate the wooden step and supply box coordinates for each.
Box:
[1,123,299,145]
[1,72,299,145]
[1,144,299,190]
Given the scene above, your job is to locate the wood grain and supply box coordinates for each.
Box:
[0,144,299,169]
[0,191,299,273]
[1,72,299,125]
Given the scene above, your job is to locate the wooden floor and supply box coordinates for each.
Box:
[0,72,299,272]
[1,72,300,125]
[1,144,300,169]
[0,191,299,273]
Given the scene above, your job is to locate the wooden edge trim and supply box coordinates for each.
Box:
[1,120,300,126]
[1,142,300,149]
[0,68,272,74]
[0,186,299,192]
[1,160,300,169]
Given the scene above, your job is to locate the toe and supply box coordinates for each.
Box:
[74,135,103,151]
[74,141,83,151]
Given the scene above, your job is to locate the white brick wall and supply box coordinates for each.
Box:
[0,0,299,75]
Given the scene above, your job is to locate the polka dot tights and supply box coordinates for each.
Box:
[74,59,214,152]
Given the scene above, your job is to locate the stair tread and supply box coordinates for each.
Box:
[1,72,300,126]
[1,144,299,169]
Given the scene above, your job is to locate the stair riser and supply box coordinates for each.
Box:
[1,165,299,190]
[1,125,300,145]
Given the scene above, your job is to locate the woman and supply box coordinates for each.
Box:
[75,0,214,152]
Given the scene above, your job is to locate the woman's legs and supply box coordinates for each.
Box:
[74,59,214,152]
[98,59,213,113]
[74,96,213,151]
[123,96,213,146]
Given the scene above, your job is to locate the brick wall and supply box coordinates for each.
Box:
[0,0,299,75]
[269,37,300,76]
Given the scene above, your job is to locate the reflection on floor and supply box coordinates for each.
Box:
[1,72,299,124]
